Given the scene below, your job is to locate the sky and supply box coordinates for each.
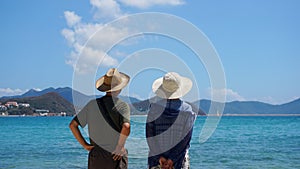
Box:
[0,0,299,104]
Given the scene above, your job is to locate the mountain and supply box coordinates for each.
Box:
[193,98,300,115]
[0,92,75,116]
[0,87,141,107]
[1,87,57,99]
[0,87,141,115]
[57,88,141,105]
[22,87,56,97]
[18,87,85,104]
[1,87,299,116]
[118,96,140,104]
[275,98,300,114]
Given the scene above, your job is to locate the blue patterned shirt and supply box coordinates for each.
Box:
[146,98,196,169]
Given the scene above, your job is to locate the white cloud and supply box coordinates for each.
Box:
[207,88,246,102]
[90,0,122,20]
[87,25,130,49]
[62,0,186,74]
[118,0,185,9]
[64,11,81,27]
[33,88,42,92]
[62,12,128,74]
[61,29,75,45]
[72,46,118,74]
[0,88,27,97]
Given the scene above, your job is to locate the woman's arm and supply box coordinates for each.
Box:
[112,122,130,161]
[69,119,94,151]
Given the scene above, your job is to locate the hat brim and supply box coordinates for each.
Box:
[152,76,192,99]
[96,72,130,92]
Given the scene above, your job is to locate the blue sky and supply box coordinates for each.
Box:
[0,0,299,104]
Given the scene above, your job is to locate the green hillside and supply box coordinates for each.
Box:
[0,92,75,116]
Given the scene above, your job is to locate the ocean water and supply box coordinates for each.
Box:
[0,116,299,169]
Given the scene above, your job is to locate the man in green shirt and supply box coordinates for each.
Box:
[69,68,131,169]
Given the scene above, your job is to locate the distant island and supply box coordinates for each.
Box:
[0,87,299,116]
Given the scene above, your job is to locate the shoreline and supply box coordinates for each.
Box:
[208,114,300,117]
[0,115,70,117]
[1,114,300,117]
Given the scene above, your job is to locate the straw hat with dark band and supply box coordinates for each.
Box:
[152,72,192,99]
[96,68,130,92]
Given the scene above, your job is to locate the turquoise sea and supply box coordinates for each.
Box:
[0,116,299,169]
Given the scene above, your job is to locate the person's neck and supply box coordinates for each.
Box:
[105,93,119,97]
[167,98,180,101]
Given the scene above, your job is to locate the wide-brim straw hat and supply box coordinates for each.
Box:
[96,68,130,92]
[152,72,192,99]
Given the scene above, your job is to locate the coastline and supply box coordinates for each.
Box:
[208,114,300,117]
[0,114,70,117]
[1,114,300,117]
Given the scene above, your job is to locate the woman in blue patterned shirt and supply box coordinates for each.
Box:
[146,72,196,169]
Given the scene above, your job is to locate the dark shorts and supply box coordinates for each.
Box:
[88,146,128,169]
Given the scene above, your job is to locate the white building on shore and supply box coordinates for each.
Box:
[35,109,50,116]
[5,101,18,108]
[18,103,30,108]
[0,105,8,112]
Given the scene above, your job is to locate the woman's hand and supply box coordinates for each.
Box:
[112,145,126,161]
[159,156,167,166]
[159,157,174,169]
[165,159,174,169]
[84,144,94,152]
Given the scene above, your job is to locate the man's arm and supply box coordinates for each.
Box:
[112,122,130,161]
[69,119,94,151]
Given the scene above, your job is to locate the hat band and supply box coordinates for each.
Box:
[104,75,122,86]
